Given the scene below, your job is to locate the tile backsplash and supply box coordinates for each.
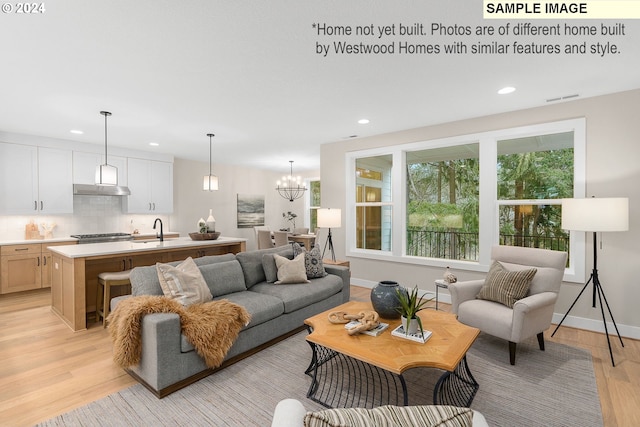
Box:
[0,195,170,241]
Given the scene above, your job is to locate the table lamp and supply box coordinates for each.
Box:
[552,196,629,366]
[317,208,341,262]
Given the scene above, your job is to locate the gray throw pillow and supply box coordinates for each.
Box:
[198,260,247,297]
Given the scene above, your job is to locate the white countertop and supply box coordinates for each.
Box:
[47,236,246,258]
[0,237,78,245]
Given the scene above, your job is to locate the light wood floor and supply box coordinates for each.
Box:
[1,287,638,427]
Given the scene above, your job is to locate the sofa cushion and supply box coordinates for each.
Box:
[131,253,236,296]
[236,246,294,288]
[476,261,537,308]
[180,290,285,353]
[292,243,327,279]
[250,274,343,313]
[274,253,310,284]
[304,405,473,427]
[156,257,212,306]
[199,260,247,297]
[215,291,284,327]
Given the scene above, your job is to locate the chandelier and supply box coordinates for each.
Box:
[276,160,307,202]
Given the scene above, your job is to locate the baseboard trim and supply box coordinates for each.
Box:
[351,278,640,340]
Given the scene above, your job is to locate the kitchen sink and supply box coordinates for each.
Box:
[132,238,178,243]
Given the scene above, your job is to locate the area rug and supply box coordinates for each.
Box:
[37,332,602,427]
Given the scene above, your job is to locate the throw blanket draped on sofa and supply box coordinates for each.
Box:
[108,296,251,369]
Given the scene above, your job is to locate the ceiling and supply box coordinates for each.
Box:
[1,1,639,173]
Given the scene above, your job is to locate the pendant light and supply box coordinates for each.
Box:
[95,111,118,186]
[276,160,307,202]
[203,133,219,191]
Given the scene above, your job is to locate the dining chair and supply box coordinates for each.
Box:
[257,229,275,249]
[273,231,290,247]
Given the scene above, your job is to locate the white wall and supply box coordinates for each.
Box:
[321,89,640,338]
[171,158,317,251]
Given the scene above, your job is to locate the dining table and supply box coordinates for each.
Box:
[287,233,316,250]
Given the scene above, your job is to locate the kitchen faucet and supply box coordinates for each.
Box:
[153,218,164,242]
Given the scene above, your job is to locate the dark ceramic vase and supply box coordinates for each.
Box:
[370,280,404,319]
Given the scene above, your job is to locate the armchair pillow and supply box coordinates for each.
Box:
[476,261,537,308]
[156,257,212,306]
[274,253,310,284]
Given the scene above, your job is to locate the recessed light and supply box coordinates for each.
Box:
[149,142,159,147]
[70,129,84,135]
[498,87,516,95]
[358,119,370,125]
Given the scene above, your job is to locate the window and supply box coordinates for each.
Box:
[355,155,392,251]
[497,132,573,255]
[307,179,321,231]
[406,143,480,261]
[346,119,585,281]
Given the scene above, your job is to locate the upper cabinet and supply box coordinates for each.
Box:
[0,143,73,215]
[124,158,173,213]
[72,151,128,185]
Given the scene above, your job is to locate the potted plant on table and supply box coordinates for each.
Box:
[395,286,434,335]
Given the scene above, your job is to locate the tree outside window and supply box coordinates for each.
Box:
[497,132,573,256]
[406,143,480,260]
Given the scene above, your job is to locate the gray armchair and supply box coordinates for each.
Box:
[448,245,567,365]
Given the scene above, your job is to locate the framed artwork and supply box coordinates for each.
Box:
[237,194,265,228]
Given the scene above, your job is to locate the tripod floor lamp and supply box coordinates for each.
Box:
[317,208,341,262]
[552,197,629,366]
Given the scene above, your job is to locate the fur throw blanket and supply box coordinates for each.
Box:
[107,296,251,369]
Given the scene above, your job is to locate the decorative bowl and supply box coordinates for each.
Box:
[189,232,221,241]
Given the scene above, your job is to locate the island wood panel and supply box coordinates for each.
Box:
[42,241,77,288]
[164,243,244,262]
[51,239,246,331]
[83,252,166,316]
[51,255,87,331]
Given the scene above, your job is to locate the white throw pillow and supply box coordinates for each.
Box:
[156,257,212,306]
[274,253,310,285]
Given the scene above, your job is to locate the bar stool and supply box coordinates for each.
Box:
[96,270,131,327]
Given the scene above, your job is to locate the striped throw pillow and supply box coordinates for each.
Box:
[304,405,473,427]
[476,261,537,308]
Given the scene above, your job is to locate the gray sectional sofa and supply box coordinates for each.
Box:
[111,245,350,398]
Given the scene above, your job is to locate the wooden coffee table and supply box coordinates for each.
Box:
[304,301,480,409]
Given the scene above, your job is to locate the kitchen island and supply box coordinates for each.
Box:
[49,236,246,331]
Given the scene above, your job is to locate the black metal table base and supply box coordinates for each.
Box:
[305,341,478,409]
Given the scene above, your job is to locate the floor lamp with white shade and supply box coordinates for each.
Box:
[552,196,629,366]
[317,208,341,262]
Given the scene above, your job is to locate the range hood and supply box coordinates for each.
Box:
[73,183,131,196]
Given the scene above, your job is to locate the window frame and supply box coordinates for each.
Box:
[346,118,586,282]
[305,177,321,232]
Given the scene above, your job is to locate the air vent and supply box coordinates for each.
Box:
[546,94,580,103]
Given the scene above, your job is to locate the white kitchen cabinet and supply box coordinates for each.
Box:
[124,158,173,213]
[0,143,73,214]
[38,147,74,214]
[72,151,128,185]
